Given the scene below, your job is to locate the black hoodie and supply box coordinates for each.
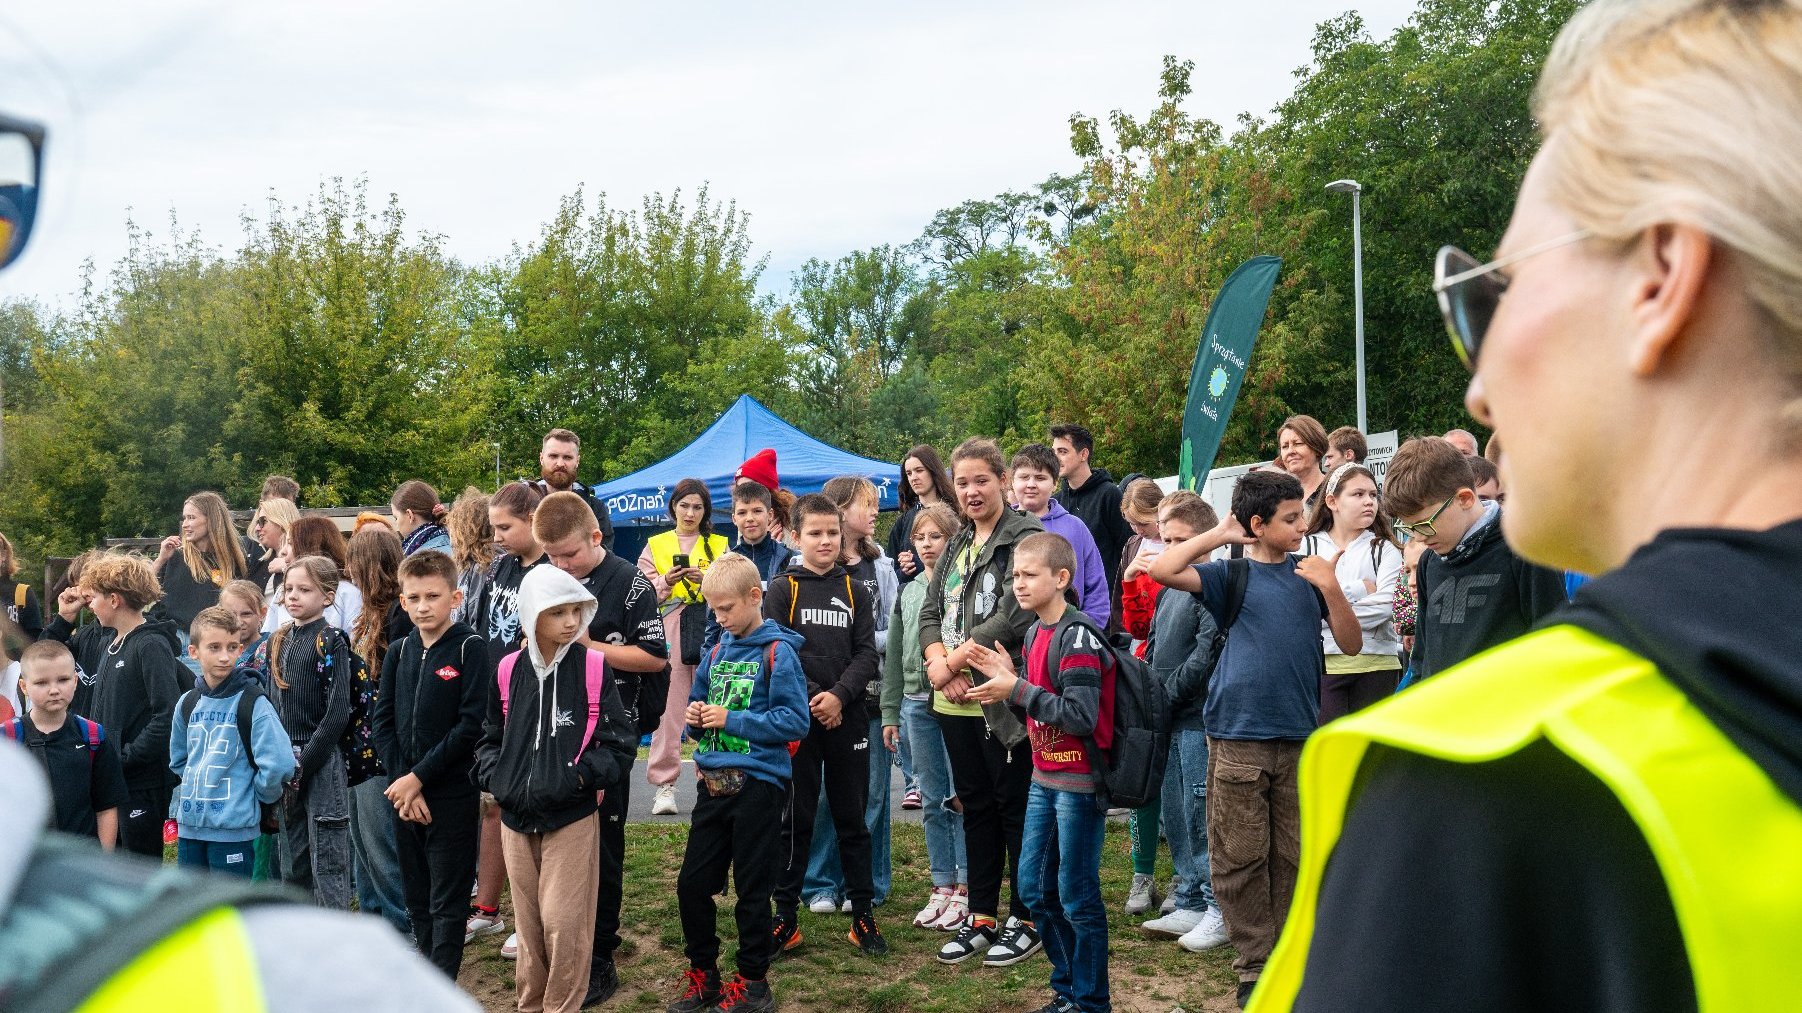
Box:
[87,620,187,791]
[1292,521,1802,1013]
[371,622,491,800]
[764,563,878,710]
[1056,467,1131,600]
[1414,508,1567,680]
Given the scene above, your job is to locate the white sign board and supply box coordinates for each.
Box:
[1364,430,1398,488]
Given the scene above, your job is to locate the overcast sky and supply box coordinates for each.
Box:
[0,1,1414,307]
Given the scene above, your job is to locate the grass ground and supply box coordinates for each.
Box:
[457,822,1238,1013]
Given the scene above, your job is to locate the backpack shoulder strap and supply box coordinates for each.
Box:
[580,648,607,752]
[1222,557,1252,632]
[14,582,26,609]
[766,642,778,674]
[235,687,263,775]
[787,575,799,626]
[178,688,201,725]
[497,651,519,717]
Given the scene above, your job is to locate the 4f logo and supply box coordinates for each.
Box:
[1427,574,1502,625]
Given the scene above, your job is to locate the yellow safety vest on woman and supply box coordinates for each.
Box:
[1254,625,1802,1013]
[646,530,729,607]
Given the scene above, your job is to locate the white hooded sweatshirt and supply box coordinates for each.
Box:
[516,564,598,750]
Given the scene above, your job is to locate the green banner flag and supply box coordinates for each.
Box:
[1179,255,1283,489]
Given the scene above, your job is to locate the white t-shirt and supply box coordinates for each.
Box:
[263,580,363,635]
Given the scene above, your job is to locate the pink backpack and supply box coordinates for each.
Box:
[497,646,609,803]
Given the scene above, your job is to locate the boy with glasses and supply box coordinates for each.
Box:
[1384,437,1564,682]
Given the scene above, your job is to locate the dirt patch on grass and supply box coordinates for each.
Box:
[461,822,1237,1012]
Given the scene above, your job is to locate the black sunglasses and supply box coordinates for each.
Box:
[1432,230,1589,370]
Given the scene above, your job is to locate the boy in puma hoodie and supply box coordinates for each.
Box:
[475,565,635,1013]
[762,495,887,958]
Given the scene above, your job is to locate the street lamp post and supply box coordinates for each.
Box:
[1325,179,1367,433]
[491,442,502,492]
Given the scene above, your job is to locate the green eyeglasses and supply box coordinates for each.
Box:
[1433,230,1590,370]
[1393,495,1456,540]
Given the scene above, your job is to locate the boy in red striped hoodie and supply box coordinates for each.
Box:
[969,531,1116,1013]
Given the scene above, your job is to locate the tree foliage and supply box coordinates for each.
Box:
[0,0,1576,582]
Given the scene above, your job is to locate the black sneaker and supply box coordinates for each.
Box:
[716,974,775,1013]
[847,911,888,957]
[770,915,803,959]
[666,967,722,1013]
[1236,980,1257,1009]
[936,919,998,964]
[583,959,619,1008]
[1027,1000,1076,1013]
[982,916,1043,967]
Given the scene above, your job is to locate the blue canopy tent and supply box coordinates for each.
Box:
[595,395,901,563]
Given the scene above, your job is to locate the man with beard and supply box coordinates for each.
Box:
[527,428,616,551]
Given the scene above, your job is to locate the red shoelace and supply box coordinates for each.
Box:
[720,976,749,1006]
[679,968,711,999]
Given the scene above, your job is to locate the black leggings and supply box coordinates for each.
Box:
[936,711,1031,921]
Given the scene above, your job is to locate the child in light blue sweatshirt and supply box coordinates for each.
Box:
[170,606,295,877]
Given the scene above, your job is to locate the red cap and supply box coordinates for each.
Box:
[735,448,779,493]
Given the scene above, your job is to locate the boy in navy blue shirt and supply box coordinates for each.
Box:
[1152,471,1362,1007]
[669,553,810,1013]
[8,640,129,848]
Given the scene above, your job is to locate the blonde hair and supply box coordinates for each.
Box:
[821,475,881,563]
[700,552,763,601]
[80,553,164,612]
[253,498,301,543]
[1536,0,1802,431]
[182,492,248,585]
[447,487,495,573]
[1120,477,1165,525]
[910,502,962,544]
[219,579,266,615]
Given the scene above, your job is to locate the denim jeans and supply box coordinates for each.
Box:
[1162,729,1216,912]
[177,837,256,877]
[803,713,892,904]
[349,774,412,934]
[896,706,918,794]
[279,751,353,909]
[1020,782,1110,1013]
[902,696,965,887]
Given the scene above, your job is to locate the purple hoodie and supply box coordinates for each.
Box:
[1036,500,1112,628]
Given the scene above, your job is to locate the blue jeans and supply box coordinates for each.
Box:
[1162,729,1216,913]
[896,706,917,793]
[902,696,965,887]
[803,713,892,904]
[177,837,255,877]
[349,774,412,934]
[1020,782,1110,1013]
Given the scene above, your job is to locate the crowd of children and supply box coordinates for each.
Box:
[0,420,1561,1013]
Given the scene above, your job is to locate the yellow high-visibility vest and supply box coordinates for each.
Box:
[79,908,265,1012]
[1254,624,1802,1012]
[646,530,728,606]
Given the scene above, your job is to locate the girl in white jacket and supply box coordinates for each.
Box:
[1301,463,1405,721]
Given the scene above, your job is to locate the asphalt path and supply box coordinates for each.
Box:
[623,752,923,825]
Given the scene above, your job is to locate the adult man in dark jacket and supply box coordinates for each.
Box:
[1052,424,1132,622]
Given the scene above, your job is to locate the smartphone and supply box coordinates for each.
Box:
[672,553,691,569]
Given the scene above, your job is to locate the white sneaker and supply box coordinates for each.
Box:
[1142,908,1205,938]
[840,899,853,914]
[500,932,519,960]
[808,894,840,915]
[1178,908,1231,952]
[1124,873,1162,916]
[651,783,679,816]
[929,888,969,931]
[465,911,505,944]
[914,888,953,927]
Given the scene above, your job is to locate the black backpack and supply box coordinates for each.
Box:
[179,684,281,833]
[1025,609,1169,810]
[1195,557,1252,704]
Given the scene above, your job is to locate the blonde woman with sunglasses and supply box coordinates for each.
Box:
[1256,2,1802,1010]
